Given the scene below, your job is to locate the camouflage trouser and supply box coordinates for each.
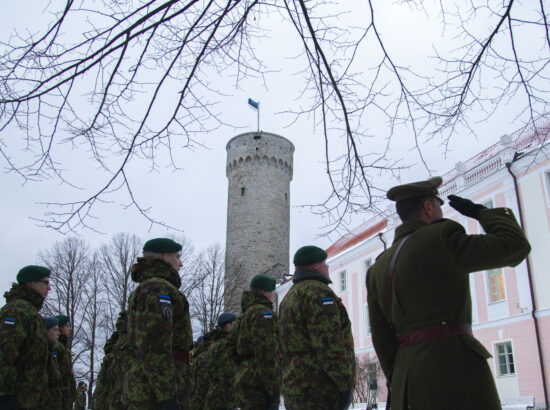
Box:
[235,385,270,410]
[283,393,339,410]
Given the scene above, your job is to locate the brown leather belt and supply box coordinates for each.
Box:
[397,322,472,349]
[173,350,191,364]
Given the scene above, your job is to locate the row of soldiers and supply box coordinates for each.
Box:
[93,238,355,410]
[0,265,89,409]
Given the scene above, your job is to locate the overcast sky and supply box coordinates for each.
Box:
[0,1,532,297]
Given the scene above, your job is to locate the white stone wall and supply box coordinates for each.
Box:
[225,132,294,311]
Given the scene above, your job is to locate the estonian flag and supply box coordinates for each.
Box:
[248,98,259,110]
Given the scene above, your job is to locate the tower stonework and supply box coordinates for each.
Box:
[225,132,294,312]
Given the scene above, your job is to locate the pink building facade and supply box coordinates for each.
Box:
[276,118,550,408]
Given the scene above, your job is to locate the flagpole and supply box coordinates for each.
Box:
[257,101,260,132]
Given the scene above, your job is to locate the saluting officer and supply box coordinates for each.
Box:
[122,238,194,410]
[366,177,531,410]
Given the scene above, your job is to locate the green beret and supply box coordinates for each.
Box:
[17,265,51,284]
[293,246,327,266]
[143,238,182,254]
[387,176,444,204]
[44,317,59,330]
[217,312,237,326]
[54,315,70,327]
[78,381,86,388]
[250,274,276,292]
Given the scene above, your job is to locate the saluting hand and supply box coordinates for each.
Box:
[448,195,487,219]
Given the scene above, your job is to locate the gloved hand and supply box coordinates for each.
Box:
[337,389,353,410]
[160,396,181,410]
[448,195,487,219]
[267,394,280,410]
[0,395,15,410]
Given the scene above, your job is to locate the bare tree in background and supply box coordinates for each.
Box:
[79,255,108,409]
[98,232,142,333]
[188,243,244,335]
[0,1,548,233]
[354,354,381,408]
[40,236,90,355]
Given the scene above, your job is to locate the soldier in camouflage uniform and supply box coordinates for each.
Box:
[0,265,51,409]
[53,314,77,410]
[186,333,213,410]
[94,326,119,410]
[204,312,238,410]
[233,274,281,410]
[75,382,87,410]
[95,310,130,410]
[366,178,531,410]
[279,246,356,410]
[44,317,63,410]
[122,238,194,410]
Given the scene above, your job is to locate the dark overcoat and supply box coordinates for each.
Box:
[366,208,531,410]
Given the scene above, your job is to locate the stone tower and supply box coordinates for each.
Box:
[225,131,294,311]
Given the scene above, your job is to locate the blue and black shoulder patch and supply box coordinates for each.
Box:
[3,317,16,326]
[262,311,273,319]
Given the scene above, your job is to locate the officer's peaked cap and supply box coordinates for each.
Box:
[387,176,443,204]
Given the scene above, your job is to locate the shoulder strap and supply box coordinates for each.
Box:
[386,235,411,318]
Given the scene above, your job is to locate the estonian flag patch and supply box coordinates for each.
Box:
[321,297,334,305]
[159,294,172,304]
[4,317,15,325]
[263,312,273,319]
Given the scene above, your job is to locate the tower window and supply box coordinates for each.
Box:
[285,193,287,201]
[254,135,261,140]
[241,187,245,196]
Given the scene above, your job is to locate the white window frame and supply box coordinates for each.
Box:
[494,340,516,377]
[486,268,506,304]
[364,303,371,337]
[339,270,347,293]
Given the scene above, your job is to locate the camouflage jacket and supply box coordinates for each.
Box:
[123,258,194,405]
[186,340,212,410]
[234,291,281,396]
[204,327,238,410]
[94,328,120,410]
[74,386,87,410]
[279,268,356,396]
[43,343,63,410]
[106,311,131,410]
[53,334,76,410]
[0,283,49,408]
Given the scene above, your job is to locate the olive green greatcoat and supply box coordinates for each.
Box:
[44,344,63,410]
[366,208,531,410]
[122,258,194,409]
[278,268,356,409]
[0,283,49,408]
[233,290,281,410]
[204,327,238,410]
[53,334,76,410]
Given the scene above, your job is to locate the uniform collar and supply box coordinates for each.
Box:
[393,218,447,243]
[292,268,332,285]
